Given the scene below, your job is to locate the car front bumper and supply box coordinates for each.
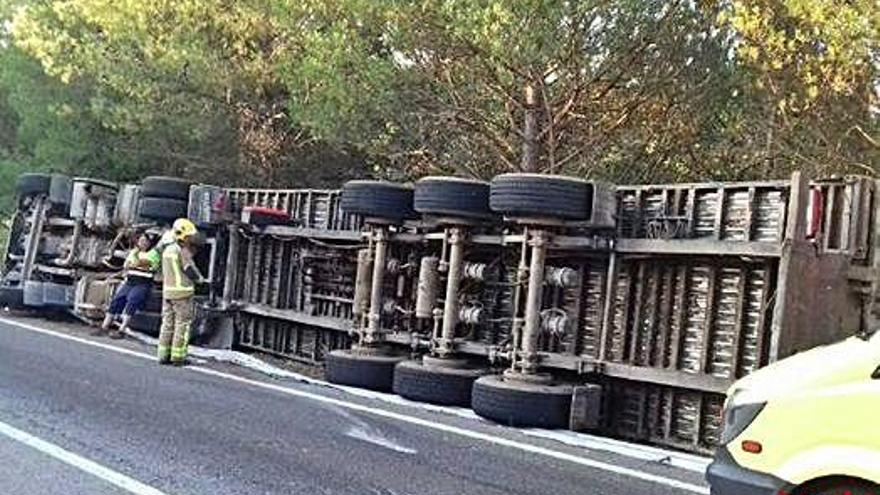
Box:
[706,447,792,495]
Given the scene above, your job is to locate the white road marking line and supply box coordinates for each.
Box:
[5,317,709,472]
[168,339,710,473]
[192,367,709,494]
[523,429,711,473]
[1,318,155,361]
[0,317,709,494]
[0,420,169,495]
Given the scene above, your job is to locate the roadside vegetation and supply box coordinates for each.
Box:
[0,0,876,216]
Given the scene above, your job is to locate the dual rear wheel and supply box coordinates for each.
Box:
[331,174,596,427]
[138,176,192,224]
[325,354,577,429]
[393,358,486,407]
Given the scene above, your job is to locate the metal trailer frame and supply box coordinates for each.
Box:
[3,171,875,454]
[218,172,878,453]
[1,178,125,316]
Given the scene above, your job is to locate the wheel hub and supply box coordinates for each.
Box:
[422,355,470,369]
[502,369,554,385]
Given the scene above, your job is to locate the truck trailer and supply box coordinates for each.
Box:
[1,171,875,455]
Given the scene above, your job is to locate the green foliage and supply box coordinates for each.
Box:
[0,157,26,252]
[0,47,107,174]
[725,0,879,109]
[0,157,27,216]
[718,0,880,177]
[0,0,875,191]
[279,1,750,180]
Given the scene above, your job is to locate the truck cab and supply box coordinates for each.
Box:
[707,330,880,495]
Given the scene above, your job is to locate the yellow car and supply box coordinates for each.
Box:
[706,330,880,495]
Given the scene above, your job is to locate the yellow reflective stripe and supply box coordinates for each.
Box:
[163,248,184,289]
[129,249,159,272]
[143,249,161,271]
[172,257,184,288]
[163,244,193,293]
[125,249,139,267]
[163,290,194,299]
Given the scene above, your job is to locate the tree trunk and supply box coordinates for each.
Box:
[521,83,541,173]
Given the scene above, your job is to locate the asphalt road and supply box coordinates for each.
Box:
[0,316,710,495]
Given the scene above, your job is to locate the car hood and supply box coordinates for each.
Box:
[730,332,880,405]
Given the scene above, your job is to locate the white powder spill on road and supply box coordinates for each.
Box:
[331,404,418,455]
[124,329,479,418]
[521,429,710,473]
[345,426,418,455]
[3,318,707,493]
[123,329,709,472]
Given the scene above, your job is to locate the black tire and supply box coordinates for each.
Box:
[141,176,192,200]
[325,349,406,392]
[48,174,72,207]
[0,286,24,310]
[16,173,52,197]
[490,173,593,221]
[128,311,161,337]
[414,177,494,220]
[340,180,416,222]
[138,197,188,223]
[472,375,573,429]
[393,359,487,406]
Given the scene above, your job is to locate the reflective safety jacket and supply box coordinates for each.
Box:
[156,229,176,253]
[161,243,195,300]
[124,248,160,282]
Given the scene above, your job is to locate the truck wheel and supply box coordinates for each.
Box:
[393,359,487,406]
[325,349,406,392]
[16,173,52,197]
[472,374,574,429]
[0,286,24,310]
[341,181,415,223]
[141,176,192,201]
[490,173,593,221]
[138,197,188,223]
[48,174,72,208]
[414,177,494,220]
[128,311,161,337]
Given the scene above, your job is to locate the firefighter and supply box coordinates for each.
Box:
[157,218,204,365]
[155,221,179,253]
[95,232,161,339]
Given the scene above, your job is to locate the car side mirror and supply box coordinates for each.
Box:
[873,365,880,379]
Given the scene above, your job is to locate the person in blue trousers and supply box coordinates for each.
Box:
[94,232,161,339]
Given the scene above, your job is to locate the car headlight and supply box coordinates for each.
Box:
[720,391,765,445]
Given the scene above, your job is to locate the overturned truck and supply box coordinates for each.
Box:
[2,171,877,454]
